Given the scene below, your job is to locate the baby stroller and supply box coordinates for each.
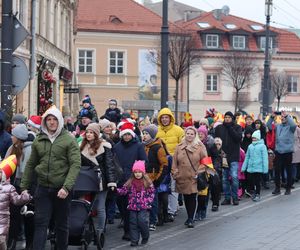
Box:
[50,166,104,250]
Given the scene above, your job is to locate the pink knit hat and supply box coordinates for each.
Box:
[132,160,145,173]
[197,125,208,137]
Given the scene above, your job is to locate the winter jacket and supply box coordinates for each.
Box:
[102,107,121,124]
[144,138,168,187]
[242,139,268,174]
[81,141,116,190]
[172,140,208,194]
[0,111,12,159]
[215,122,242,163]
[0,180,31,236]
[21,107,81,192]
[292,126,300,163]
[156,108,184,156]
[267,116,296,154]
[114,137,148,185]
[117,182,155,211]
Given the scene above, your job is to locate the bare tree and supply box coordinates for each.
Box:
[220,52,257,113]
[270,72,289,111]
[149,30,199,123]
[231,92,252,111]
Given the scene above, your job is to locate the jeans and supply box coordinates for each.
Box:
[149,189,158,225]
[96,190,108,232]
[129,210,149,243]
[168,176,178,215]
[274,152,293,189]
[222,161,239,200]
[33,186,71,250]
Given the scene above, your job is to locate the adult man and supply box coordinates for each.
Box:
[215,111,242,205]
[114,121,148,241]
[267,111,296,195]
[156,108,184,221]
[21,106,81,250]
[0,111,12,159]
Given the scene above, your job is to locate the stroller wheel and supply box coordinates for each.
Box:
[95,232,105,250]
[81,242,88,250]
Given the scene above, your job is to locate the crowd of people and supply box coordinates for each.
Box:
[0,95,299,249]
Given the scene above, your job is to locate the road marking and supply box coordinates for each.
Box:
[109,186,300,249]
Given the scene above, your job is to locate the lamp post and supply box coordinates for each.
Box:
[262,0,273,118]
[161,0,169,108]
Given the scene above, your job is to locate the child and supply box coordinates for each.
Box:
[117,161,154,247]
[142,124,168,229]
[78,95,99,124]
[0,157,31,250]
[242,130,268,202]
[102,99,121,125]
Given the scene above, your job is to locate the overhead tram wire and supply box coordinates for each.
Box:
[273,3,300,27]
[282,0,300,15]
[271,21,295,29]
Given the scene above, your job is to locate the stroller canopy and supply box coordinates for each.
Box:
[73,166,99,192]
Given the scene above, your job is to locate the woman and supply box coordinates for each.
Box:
[80,123,117,234]
[172,126,207,228]
[5,124,33,250]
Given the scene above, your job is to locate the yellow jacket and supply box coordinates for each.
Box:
[156,108,184,156]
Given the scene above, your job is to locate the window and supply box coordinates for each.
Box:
[288,76,298,93]
[197,22,210,28]
[206,34,219,48]
[260,36,273,50]
[224,23,237,30]
[78,50,94,73]
[233,35,246,49]
[109,51,124,74]
[206,74,218,92]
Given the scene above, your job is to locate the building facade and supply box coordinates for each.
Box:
[0,0,76,117]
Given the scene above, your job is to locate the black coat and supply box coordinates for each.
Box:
[81,146,116,190]
[215,122,242,163]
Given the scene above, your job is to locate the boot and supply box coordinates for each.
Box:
[7,239,17,250]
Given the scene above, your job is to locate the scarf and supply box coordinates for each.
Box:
[131,178,145,192]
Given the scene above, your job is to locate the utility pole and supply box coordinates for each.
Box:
[160,0,169,108]
[262,0,273,118]
[1,0,13,113]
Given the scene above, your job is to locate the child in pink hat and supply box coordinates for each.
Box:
[117,160,154,247]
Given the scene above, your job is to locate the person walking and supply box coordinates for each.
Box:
[80,123,116,234]
[215,111,242,205]
[114,121,148,241]
[241,130,268,201]
[5,124,33,250]
[267,111,296,195]
[172,126,207,228]
[20,106,81,250]
[156,108,184,221]
[117,161,154,247]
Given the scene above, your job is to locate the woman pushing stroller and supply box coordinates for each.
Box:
[80,123,117,235]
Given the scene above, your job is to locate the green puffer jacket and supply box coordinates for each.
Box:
[20,129,81,192]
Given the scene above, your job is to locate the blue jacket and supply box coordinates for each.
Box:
[114,137,148,185]
[242,139,268,174]
[0,112,12,159]
[266,116,296,154]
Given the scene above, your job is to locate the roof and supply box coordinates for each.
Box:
[180,11,300,53]
[144,0,204,22]
[76,0,178,34]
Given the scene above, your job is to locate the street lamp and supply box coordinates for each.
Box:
[262,0,273,118]
[161,0,169,109]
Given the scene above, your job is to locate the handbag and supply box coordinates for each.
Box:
[185,149,208,191]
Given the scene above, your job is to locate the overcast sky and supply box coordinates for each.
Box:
[136,0,300,29]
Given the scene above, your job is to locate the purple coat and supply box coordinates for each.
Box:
[117,183,155,211]
[0,181,31,236]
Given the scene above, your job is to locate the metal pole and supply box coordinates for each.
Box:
[160,0,169,109]
[29,0,37,115]
[1,0,13,113]
[262,1,272,119]
[187,51,190,112]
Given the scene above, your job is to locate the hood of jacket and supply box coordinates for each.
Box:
[41,106,64,142]
[157,108,175,131]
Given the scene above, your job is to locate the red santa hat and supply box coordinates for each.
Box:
[119,121,135,138]
[27,115,42,129]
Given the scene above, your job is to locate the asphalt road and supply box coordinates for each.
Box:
[17,182,300,250]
